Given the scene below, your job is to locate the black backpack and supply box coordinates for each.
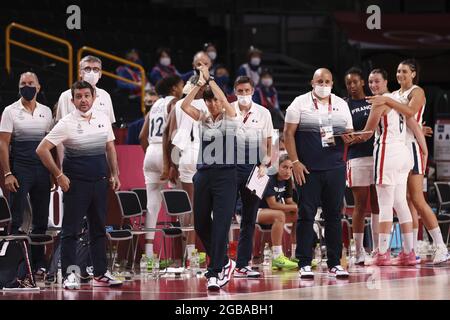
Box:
[0,239,36,289]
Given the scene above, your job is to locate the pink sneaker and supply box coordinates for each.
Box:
[392,250,416,266]
[374,250,391,266]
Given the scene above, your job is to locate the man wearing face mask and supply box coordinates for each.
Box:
[232,76,273,278]
[36,81,122,290]
[253,70,279,110]
[0,72,53,275]
[237,47,263,86]
[214,64,233,99]
[56,55,116,124]
[284,68,354,279]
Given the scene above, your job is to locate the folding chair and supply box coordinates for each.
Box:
[433,182,450,246]
[106,191,139,271]
[131,188,147,214]
[160,189,194,267]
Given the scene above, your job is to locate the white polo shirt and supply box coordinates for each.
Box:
[0,99,53,166]
[45,109,115,181]
[285,91,353,171]
[232,101,273,166]
[55,87,116,123]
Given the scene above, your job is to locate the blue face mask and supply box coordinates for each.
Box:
[215,75,229,87]
[19,86,37,101]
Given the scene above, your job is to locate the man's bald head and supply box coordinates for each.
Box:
[311,68,333,88]
[192,51,212,70]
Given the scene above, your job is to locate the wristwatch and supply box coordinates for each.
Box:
[206,76,215,84]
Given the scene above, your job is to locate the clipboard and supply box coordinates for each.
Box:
[333,130,373,137]
[245,165,270,199]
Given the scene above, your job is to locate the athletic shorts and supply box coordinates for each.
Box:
[373,143,412,186]
[179,146,199,184]
[408,140,425,175]
[347,156,374,187]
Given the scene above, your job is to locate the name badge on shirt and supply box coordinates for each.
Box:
[320,125,335,147]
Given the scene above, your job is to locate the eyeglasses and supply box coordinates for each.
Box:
[82,67,101,73]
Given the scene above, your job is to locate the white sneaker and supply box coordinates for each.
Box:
[329,265,349,278]
[433,244,449,265]
[355,248,366,265]
[364,250,377,266]
[63,272,81,290]
[299,266,314,279]
[233,266,260,278]
[93,271,123,287]
[218,259,236,287]
[207,276,220,291]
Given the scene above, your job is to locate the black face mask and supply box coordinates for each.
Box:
[20,86,37,101]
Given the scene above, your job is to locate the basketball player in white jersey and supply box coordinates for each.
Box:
[360,72,427,266]
[162,51,212,259]
[139,75,184,257]
[366,60,448,264]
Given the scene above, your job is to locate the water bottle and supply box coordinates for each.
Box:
[57,260,62,285]
[263,243,272,267]
[349,240,356,270]
[340,247,348,268]
[190,249,200,275]
[314,243,322,264]
[152,254,159,279]
[140,254,148,277]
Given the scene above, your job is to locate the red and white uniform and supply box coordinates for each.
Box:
[391,85,425,175]
[373,94,412,186]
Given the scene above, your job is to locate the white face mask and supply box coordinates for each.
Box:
[261,78,273,87]
[83,71,99,87]
[250,57,261,66]
[75,108,92,118]
[237,95,252,106]
[207,51,217,61]
[160,57,171,66]
[314,85,332,98]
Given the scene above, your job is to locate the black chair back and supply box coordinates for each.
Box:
[116,191,143,219]
[160,189,192,216]
[131,188,147,212]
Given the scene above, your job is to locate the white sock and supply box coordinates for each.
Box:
[413,228,419,253]
[379,233,391,254]
[371,214,379,249]
[186,244,195,258]
[403,232,414,254]
[145,243,154,257]
[429,227,445,246]
[291,244,297,258]
[272,246,283,259]
[353,233,364,252]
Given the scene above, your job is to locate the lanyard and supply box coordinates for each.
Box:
[312,93,332,126]
[242,111,252,124]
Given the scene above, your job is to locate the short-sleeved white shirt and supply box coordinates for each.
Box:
[55,87,116,123]
[45,109,115,180]
[285,92,353,171]
[0,99,53,165]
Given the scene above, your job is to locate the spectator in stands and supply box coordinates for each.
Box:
[126,89,158,145]
[36,80,122,290]
[0,72,53,275]
[253,70,280,110]
[237,47,263,86]
[149,47,180,87]
[116,49,146,99]
[204,42,219,74]
[214,64,233,99]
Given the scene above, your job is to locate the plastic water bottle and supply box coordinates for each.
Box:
[152,254,159,279]
[190,249,200,275]
[314,243,322,264]
[140,254,148,277]
[57,260,62,285]
[263,243,272,267]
